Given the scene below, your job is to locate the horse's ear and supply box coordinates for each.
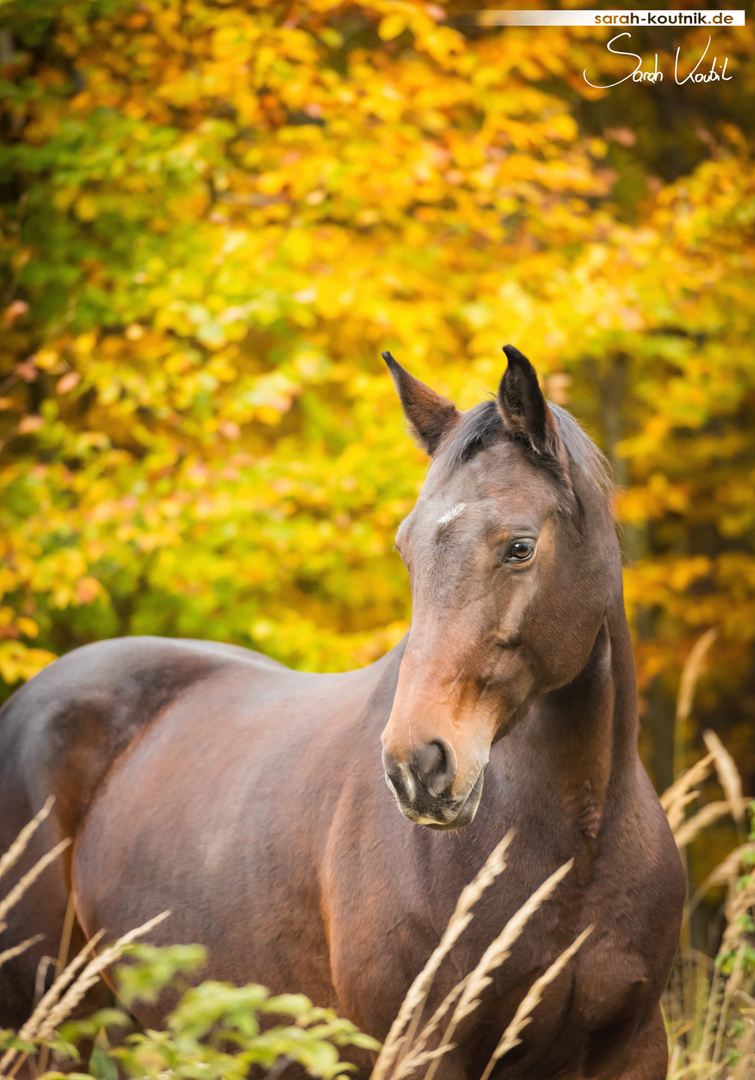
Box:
[497,345,561,459]
[382,351,460,456]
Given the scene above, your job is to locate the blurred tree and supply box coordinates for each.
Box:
[0,3,753,844]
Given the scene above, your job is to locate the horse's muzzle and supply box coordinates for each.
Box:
[382,745,485,829]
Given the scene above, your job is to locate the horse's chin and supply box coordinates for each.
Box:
[404,770,485,831]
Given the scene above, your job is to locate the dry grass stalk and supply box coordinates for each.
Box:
[0,911,170,1079]
[34,892,81,1076]
[676,629,717,730]
[687,890,755,1079]
[0,933,44,971]
[0,930,105,1079]
[13,931,104,1039]
[478,925,594,1080]
[730,993,755,1080]
[386,1044,452,1076]
[451,859,574,1029]
[421,859,575,1080]
[372,831,513,1080]
[703,729,745,825]
[720,861,755,961]
[662,753,714,817]
[667,952,727,1079]
[664,633,753,1078]
[695,955,720,1074]
[32,911,169,1037]
[705,843,755,892]
[667,1039,683,1077]
[666,791,703,837]
[674,800,749,851]
[712,945,745,1070]
[663,733,755,1080]
[0,838,71,933]
[688,842,755,918]
[0,797,55,887]
[388,976,471,1080]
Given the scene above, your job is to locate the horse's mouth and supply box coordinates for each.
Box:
[401,770,485,831]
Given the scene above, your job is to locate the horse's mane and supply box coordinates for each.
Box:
[550,402,614,495]
[441,398,613,498]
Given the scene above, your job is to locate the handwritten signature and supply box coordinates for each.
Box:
[583,33,732,88]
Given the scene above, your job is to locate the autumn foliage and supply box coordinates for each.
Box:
[1,0,754,851]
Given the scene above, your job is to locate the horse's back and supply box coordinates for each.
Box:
[0,636,288,833]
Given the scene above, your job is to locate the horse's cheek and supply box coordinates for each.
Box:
[533,561,609,690]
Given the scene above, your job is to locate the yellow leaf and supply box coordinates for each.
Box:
[75,194,97,221]
[17,617,38,639]
[378,14,406,40]
[35,349,59,371]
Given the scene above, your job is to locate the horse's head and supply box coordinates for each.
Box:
[381,346,615,829]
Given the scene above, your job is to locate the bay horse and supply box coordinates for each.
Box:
[0,347,684,1079]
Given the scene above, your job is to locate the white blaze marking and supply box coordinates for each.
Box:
[437,502,467,528]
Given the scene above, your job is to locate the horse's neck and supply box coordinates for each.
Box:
[522,580,639,848]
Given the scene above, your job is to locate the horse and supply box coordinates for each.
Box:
[0,346,685,1079]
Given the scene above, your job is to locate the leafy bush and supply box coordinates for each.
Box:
[2,941,378,1080]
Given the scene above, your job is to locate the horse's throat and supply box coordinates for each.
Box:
[531,615,620,877]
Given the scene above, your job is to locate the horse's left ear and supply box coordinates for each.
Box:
[497,345,562,460]
[382,351,460,456]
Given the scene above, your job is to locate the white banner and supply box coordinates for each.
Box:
[466,10,745,26]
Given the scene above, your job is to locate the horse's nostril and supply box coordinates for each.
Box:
[414,739,457,798]
[382,747,414,804]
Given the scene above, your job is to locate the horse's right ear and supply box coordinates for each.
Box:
[497,345,561,460]
[382,352,460,456]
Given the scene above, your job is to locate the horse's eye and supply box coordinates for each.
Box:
[503,538,536,563]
